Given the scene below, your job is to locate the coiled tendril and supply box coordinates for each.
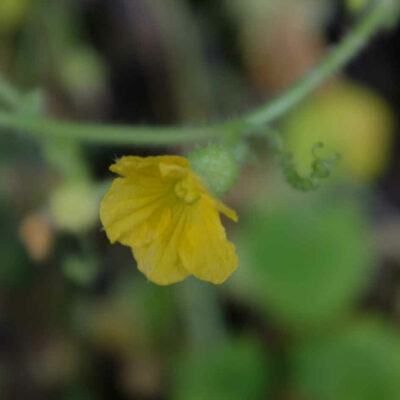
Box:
[272,134,340,192]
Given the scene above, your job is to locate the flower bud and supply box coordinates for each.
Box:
[188,144,240,196]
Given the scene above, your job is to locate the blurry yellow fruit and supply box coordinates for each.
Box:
[282,81,394,181]
[50,181,99,233]
[0,0,31,34]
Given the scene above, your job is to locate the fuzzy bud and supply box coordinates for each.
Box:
[188,144,240,196]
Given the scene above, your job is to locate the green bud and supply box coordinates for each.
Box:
[188,144,240,196]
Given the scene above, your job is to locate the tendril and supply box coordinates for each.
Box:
[272,134,340,192]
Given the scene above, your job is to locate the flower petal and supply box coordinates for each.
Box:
[132,208,191,285]
[101,154,239,286]
[110,155,190,177]
[214,198,239,222]
[159,162,189,180]
[100,177,173,247]
[179,195,238,284]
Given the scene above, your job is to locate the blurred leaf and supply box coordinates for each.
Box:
[76,274,176,354]
[114,276,176,346]
[345,0,368,14]
[62,255,98,286]
[17,88,45,115]
[0,238,32,289]
[0,0,31,34]
[292,318,400,400]
[41,138,89,181]
[0,203,33,289]
[231,200,376,331]
[171,336,272,400]
[282,80,394,181]
[62,384,99,400]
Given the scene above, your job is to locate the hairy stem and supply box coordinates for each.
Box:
[177,279,227,350]
[0,112,226,146]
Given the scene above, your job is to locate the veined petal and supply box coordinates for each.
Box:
[100,177,173,247]
[110,155,190,177]
[101,154,240,286]
[132,207,191,285]
[179,195,238,284]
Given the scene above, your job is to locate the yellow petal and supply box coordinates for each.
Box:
[101,154,239,286]
[110,155,190,177]
[100,177,173,247]
[214,198,239,222]
[179,195,238,284]
[132,207,191,285]
[159,162,189,180]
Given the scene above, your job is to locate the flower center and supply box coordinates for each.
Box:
[174,178,200,204]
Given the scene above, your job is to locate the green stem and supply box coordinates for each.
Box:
[177,279,227,350]
[0,112,227,146]
[0,0,396,146]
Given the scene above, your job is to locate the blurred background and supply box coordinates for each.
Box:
[1,0,400,399]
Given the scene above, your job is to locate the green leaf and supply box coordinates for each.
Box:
[171,337,272,400]
[62,255,98,286]
[0,205,33,289]
[231,201,375,331]
[17,88,45,115]
[62,384,99,400]
[292,318,400,400]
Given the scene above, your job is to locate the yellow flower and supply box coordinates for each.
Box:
[100,155,238,285]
